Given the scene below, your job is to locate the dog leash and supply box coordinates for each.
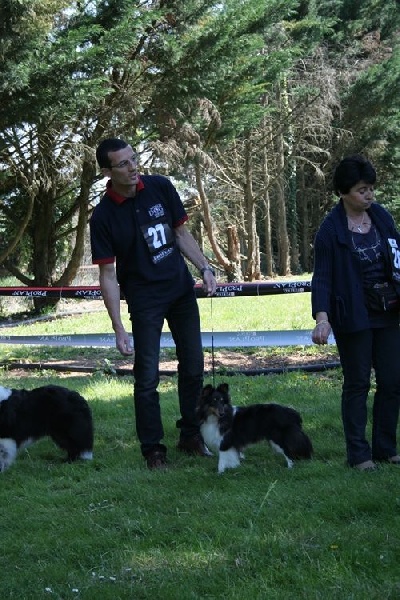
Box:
[210,296,216,387]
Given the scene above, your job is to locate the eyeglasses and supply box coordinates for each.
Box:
[110,154,138,169]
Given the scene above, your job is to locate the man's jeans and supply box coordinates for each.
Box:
[131,289,204,456]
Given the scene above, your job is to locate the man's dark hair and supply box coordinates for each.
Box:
[333,154,376,195]
[96,138,128,168]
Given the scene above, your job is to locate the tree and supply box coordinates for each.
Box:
[0,0,218,309]
[146,0,309,279]
[0,0,398,310]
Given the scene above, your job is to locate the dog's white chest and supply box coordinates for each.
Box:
[200,417,222,451]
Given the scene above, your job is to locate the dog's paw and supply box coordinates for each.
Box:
[79,451,93,460]
[218,448,241,473]
[0,439,17,472]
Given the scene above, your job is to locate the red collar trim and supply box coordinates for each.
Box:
[106,177,144,204]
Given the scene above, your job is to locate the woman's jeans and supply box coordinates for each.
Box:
[130,289,204,456]
[335,326,400,466]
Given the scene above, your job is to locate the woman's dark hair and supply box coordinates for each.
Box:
[96,138,128,168]
[333,154,376,195]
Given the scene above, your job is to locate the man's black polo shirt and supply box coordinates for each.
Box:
[90,175,194,310]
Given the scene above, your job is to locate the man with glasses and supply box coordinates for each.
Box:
[90,138,217,469]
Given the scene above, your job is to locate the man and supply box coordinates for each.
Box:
[90,138,217,469]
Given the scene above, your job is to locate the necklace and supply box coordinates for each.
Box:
[351,225,381,264]
[347,213,370,233]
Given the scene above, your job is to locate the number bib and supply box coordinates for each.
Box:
[140,218,175,264]
[388,238,400,283]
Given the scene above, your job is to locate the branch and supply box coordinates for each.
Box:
[2,259,33,286]
[0,192,35,265]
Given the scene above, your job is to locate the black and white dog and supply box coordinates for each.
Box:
[197,383,313,473]
[0,384,94,472]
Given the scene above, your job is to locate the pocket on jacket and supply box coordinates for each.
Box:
[334,295,347,327]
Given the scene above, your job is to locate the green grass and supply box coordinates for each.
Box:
[0,292,315,332]
[0,292,327,369]
[1,370,399,599]
[0,285,397,598]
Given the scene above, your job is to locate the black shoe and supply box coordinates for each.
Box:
[145,449,168,470]
[177,434,213,457]
[388,455,400,464]
[353,460,377,472]
[374,455,400,465]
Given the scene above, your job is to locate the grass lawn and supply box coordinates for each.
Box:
[0,286,398,598]
[0,290,338,370]
[0,369,399,600]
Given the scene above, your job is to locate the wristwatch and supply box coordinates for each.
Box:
[200,265,215,277]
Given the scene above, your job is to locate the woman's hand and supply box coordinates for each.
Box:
[312,320,332,345]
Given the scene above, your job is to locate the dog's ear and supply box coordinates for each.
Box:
[217,383,229,394]
[202,384,215,399]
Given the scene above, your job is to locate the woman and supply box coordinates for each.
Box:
[311,154,400,471]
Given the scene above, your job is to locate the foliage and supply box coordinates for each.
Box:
[0,1,236,306]
[342,45,400,220]
[0,0,399,301]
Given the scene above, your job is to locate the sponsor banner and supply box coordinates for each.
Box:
[0,281,311,299]
[0,287,103,299]
[0,329,334,349]
[202,281,311,298]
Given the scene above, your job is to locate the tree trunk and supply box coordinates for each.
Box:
[194,157,235,278]
[288,165,301,274]
[226,225,241,281]
[298,164,311,271]
[55,150,96,287]
[261,111,274,277]
[243,139,260,281]
[274,82,291,276]
[30,187,59,311]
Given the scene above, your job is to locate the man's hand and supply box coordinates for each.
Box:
[115,329,134,356]
[202,269,217,297]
